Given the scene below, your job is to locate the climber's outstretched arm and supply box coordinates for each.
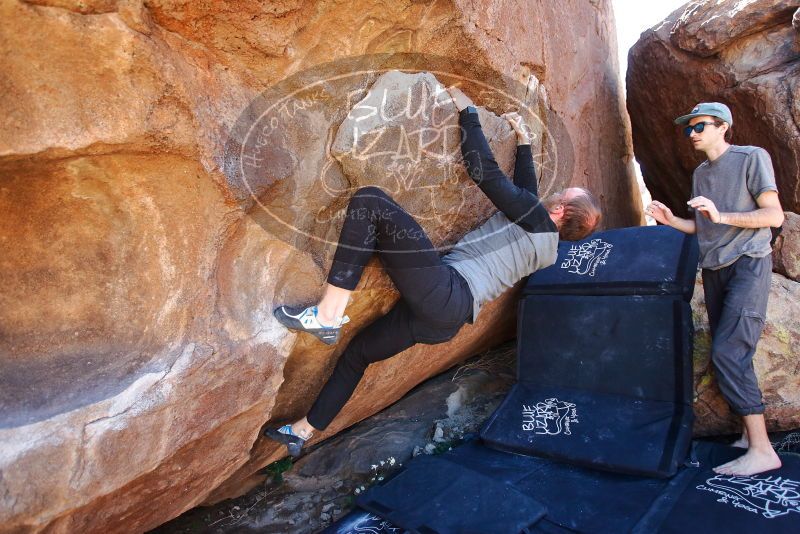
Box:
[447,87,553,233]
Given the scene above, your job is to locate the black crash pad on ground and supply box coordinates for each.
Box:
[523,226,698,300]
[645,441,800,533]
[483,229,698,478]
[480,383,693,477]
[515,294,693,403]
[355,454,546,533]
[441,439,675,533]
[482,293,694,477]
[326,440,800,534]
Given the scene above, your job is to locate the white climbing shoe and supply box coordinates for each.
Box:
[273,305,350,345]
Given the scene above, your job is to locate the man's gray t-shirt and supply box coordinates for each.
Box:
[691,145,778,270]
[442,211,558,322]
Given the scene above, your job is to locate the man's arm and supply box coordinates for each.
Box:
[447,87,553,232]
[504,111,539,195]
[691,148,784,228]
[646,200,697,234]
[721,191,784,227]
[687,191,784,228]
[512,145,538,195]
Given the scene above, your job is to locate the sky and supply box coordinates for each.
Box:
[611,0,690,221]
[612,0,691,87]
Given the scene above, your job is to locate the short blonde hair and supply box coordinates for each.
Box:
[560,189,602,241]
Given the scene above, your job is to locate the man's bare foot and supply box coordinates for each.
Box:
[713,447,782,476]
[731,431,749,449]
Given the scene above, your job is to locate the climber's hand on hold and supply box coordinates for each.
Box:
[446,86,474,112]
[502,112,532,145]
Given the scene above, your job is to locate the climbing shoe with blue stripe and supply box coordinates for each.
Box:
[264,424,310,458]
[273,305,349,345]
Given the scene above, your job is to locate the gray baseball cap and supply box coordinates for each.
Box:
[674,102,733,126]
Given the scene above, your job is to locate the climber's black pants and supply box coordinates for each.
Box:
[307,187,473,430]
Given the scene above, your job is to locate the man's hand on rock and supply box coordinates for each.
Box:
[502,111,532,145]
[446,86,474,112]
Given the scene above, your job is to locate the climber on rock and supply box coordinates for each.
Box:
[264,86,601,457]
[647,102,784,476]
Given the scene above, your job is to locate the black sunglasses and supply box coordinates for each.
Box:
[683,121,717,137]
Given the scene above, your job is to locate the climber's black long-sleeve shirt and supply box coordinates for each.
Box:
[442,109,560,322]
[457,108,556,233]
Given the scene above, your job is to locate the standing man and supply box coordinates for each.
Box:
[647,102,784,476]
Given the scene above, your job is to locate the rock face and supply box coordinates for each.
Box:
[627,0,800,217]
[692,271,800,436]
[773,211,800,281]
[0,1,639,532]
[154,344,516,534]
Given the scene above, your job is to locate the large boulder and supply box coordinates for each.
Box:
[627,0,800,217]
[692,271,800,435]
[773,211,800,281]
[0,1,640,532]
